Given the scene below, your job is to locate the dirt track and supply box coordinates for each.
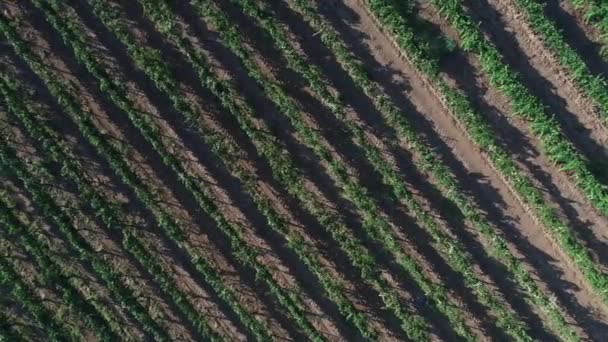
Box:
[3,0,608,340]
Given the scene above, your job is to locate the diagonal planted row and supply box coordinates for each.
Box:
[364,0,608,319]
[194,0,479,338]
[505,0,608,121]
[430,0,608,302]
[280,0,580,340]
[435,0,608,219]
[0,137,170,342]
[133,0,381,339]
[567,0,608,58]
[0,11,271,342]
[0,72,224,342]
[108,0,431,339]
[0,189,121,342]
[0,307,21,342]
[0,249,71,342]
[134,0,466,338]
[226,0,544,340]
[34,0,322,340]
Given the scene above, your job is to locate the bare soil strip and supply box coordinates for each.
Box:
[322,0,608,338]
[461,0,608,261]
[200,1,511,338]
[550,0,608,78]
[315,2,563,340]
[5,4,297,339]
[5,0,608,339]
[419,1,608,336]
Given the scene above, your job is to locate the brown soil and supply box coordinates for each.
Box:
[463,0,608,259]
[5,0,608,340]
[315,0,608,338]
[0,111,148,341]
[551,0,608,78]
[416,0,608,337]
[199,1,500,339]
[3,3,288,340]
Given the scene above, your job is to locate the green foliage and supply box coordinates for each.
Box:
[0,123,170,341]
[430,0,608,304]
[192,0,452,339]
[364,0,608,332]
[4,2,271,340]
[231,0,556,340]
[0,72,223,341]
[435,0,608,218]
[568,0,608,58]
[290,0,580,340]
[136,0,381,339]
[0,189,120,341]
[136,0,434,340]
[506,0,608,152]
[34,0,323,340]
[0,257,71,342]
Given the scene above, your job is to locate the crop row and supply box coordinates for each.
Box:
[0,106,171,341]
[0,250,71,342]
[95,0,454,335]
[0,178,120,342]
[135,0,381,339]
[365,0,608,315]
[131,0,432,339]
[508,0,608,121]
[194,0,490,339]
[429,0,608,302]
[0,8,268,341]
[36,0,329,339]
[568,0,608,58]
[284,0,579,340]
[0,69,224,341]
[0,307,21,342]
[228,0,543,340]
[443,0,608,217]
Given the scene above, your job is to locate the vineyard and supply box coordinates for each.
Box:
[1,0,608,340]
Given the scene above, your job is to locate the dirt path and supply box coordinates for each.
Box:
[320,0,608,338]
[463,0,608,260]
[418,1,608,337]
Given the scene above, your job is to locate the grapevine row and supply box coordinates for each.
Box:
[40,0,326,339]
[364,0,608,310]
[282,0,579,339]
[1,7,272,341]
[0,72,224,342]
[229,0,537,340]
[429,0,608,301]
